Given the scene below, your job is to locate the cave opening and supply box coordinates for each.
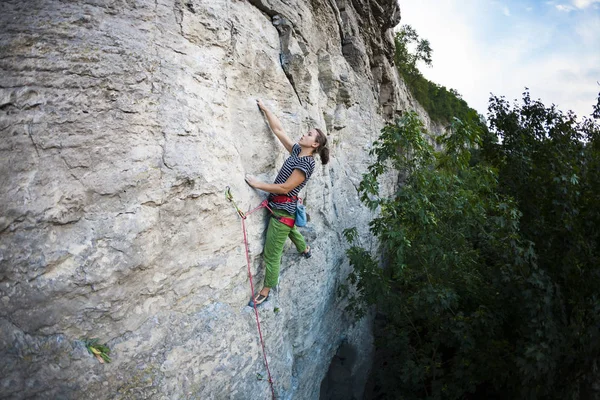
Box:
[319,341,361,400]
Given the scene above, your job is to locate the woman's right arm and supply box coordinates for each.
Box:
[257,99,294,153]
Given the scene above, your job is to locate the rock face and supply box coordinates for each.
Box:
[0,0,424,398]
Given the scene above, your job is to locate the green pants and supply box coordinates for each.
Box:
[263,209,307,288]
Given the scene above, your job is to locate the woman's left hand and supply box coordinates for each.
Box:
[245,175,259,188]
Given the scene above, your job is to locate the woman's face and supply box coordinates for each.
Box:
[299,129,319,149]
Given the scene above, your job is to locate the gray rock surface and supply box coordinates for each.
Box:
[0,0,436,398]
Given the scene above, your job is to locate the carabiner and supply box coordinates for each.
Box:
[225,186,246,219]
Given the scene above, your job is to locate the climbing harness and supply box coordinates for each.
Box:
[268,195,303,228]
[269,195,298,203]
[225,187,277,399]
[273,215,295,228]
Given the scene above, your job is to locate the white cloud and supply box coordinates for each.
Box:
[399,0,600,118]
[556,4,575,11]
[572,0,600,9]
[575,12,600,46]
[491,1,512,16]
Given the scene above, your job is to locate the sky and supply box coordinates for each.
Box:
[399,0,600,119]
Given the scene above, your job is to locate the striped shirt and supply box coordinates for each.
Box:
[269,143,315,214]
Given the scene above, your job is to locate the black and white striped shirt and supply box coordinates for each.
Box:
[268,143,315,214]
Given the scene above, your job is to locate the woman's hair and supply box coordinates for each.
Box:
[314,128,330,165]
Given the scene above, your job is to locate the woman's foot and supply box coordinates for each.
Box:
[301,245,311,259]
[248,287,271,307]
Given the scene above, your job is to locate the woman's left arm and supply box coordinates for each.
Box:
[246,170,305,195]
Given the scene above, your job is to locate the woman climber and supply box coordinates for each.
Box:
[245,99,330,307]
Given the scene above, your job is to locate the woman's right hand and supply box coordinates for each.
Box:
[245,174,258,187]
[256,99,267,112]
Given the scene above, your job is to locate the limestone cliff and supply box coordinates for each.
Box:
[0,0,427,398]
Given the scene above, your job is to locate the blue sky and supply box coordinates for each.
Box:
[400,0,600,119]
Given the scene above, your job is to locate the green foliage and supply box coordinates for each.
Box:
[347,94,600,399]
[484,91,600,396]
[342,227,359,244]
[394,25,432,78]
[83,338,111,364]
[358,112,433,210]
[394,25,483,127]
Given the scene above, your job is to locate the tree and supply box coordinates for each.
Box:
[393,25,483,126]
[394,25,432,82]
[347,93,600,399]
[484,91,600,398]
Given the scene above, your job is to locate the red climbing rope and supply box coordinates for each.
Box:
[226,187,276,399]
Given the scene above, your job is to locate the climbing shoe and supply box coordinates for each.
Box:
[248,293,269,307]
[301,246,312,259]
